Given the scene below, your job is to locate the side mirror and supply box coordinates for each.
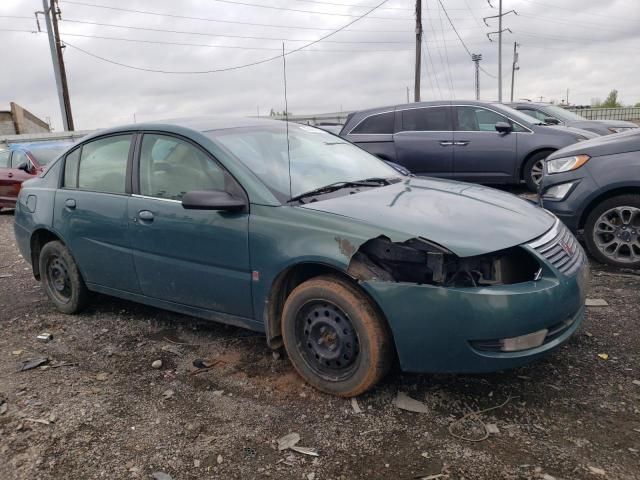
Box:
[181,190,247,212]
[544,117,561,125]
[495,122,512,134]
[17,162,31,173]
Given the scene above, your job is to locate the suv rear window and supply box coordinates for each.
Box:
[350,112,395,134]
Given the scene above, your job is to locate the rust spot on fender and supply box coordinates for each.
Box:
[335,236,357,259]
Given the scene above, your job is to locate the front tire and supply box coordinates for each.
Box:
[281,275,393,397]
[584,194,640,268]
[39,241,89,314]
[523,151,552,192]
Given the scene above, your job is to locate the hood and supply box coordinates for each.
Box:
[301,177,555,257]
[548,128,640,160]
[547,125,600,139]
[566,119,637,134]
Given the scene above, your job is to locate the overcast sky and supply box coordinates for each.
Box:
[1,0,638,131]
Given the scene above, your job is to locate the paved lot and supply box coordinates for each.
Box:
[0,209,639,480]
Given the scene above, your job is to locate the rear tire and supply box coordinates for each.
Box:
[584,194,640,268]
[281,275,393,397]
[523,150,552,192]
[39,241,89,314]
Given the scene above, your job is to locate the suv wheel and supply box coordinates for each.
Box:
[39,241,89,314]
[584,194,640,268]
[281,275,393,397]
[523,151,552,192]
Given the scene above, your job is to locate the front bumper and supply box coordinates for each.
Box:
[362,232,589,373]
[539,170,599,232]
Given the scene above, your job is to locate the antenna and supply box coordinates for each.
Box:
[282,42,292,200]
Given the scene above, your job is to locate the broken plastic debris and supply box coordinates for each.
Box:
[277,432,301,451]
[0,399,7,415]
[290,446,320,457]
[393,392,429,414]
[95,372,109,381]
[162,389,175,399]
[18,357,49,372]
[485,423,500,434]
[587,466,605,475]
[351,397,363,414]
[597,353,609,360]
[585,298,608,307]
[632,380,640,386]
[151,473,173,480]
[37,333,53,342]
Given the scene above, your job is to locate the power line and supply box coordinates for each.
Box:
[435,0,455,99]
[60,18,412,43]
[206,0,412,18]
[61,0,394,74]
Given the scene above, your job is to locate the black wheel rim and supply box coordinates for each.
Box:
[294,300,360,381]
[46,255,72,304]
[593,206,640,264]
[531,160,544,185]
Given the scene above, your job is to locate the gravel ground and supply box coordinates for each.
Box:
[0,209,639,480]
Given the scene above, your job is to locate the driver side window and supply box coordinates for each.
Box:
[11,151,29,169]
[139,134,228,200]
[457,106,507,132]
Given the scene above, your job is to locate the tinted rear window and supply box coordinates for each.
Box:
[350,112,395,134]
[401,107,451,131]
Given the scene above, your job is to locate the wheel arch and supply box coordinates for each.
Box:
[579,186,640,230]
[263,261,394,352]
[30,228,65,280]
[519,148,556,181]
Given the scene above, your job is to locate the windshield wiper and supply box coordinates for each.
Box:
[288,177,391,204]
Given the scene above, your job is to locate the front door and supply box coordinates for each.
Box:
[392,105,454,177]
[452,105,518,184]
[127,133,252,319]
[53,134,141,293]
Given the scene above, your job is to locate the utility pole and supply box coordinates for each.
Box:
[484,0,516,102]
[414,0,422,102]
[41,0,73,131]
[510,42,519,102]
[472,54,482,100]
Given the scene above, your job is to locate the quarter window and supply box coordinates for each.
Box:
[76,134,132,194]
[401,107,451,131]
[456,106,507,132]
[350,112,395,134]
[63,148,81,188]
[0,150,9,168]
[139,134,227,200]
[11,151,29,168]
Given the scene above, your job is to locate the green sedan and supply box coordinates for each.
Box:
[14,118,589,397]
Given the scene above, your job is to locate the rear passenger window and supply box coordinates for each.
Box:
[63,148,81,188]
[77,135,132,194]
[350,112,395,134]
[401,107,451,131]
[0,150,9,168]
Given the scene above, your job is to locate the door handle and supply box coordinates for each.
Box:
[439,141,454,146]
[64,198,76,209]
[138,210,154,222]
[454,141,470,146]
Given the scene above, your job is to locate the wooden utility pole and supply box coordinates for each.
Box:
[49,0,74,130]
[414,0,422,102]
[510,42,519,102]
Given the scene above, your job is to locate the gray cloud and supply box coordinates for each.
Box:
[0,0,639,130]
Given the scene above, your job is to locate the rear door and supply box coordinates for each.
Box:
[127,133,253,318]
[0,150,35,206]
[392,105,454,176]
[53,134,141,293]
[0,149,12,204]
[452,105,518,184]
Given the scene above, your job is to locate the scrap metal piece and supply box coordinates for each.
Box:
[18,357,49,372]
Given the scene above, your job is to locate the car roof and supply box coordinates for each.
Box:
[350,100,515,116]
[7,140,75,150]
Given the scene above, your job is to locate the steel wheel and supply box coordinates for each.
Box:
[45,255,72,304]
[592,206,640,264]
[295,300,360,380]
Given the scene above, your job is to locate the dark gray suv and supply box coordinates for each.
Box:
[340,101,597,191]
[508,102,637,136]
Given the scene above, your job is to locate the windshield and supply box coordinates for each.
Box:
[207,123,399,202]
[541,105,586,122]
[496,104,544,125]
[28,145,71,165]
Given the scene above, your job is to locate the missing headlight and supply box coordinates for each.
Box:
[347,236,540,287]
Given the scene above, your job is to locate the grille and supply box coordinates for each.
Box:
[528,219,585,276]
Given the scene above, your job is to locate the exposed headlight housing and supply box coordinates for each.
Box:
[608,127,635,133]
[546,154,590,174]
[543,182,574,200]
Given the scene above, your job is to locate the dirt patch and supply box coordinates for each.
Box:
[0,210,639,479]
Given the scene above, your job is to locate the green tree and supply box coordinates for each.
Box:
[600,89,622,108]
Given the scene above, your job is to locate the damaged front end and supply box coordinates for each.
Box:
[347,236,541,287]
